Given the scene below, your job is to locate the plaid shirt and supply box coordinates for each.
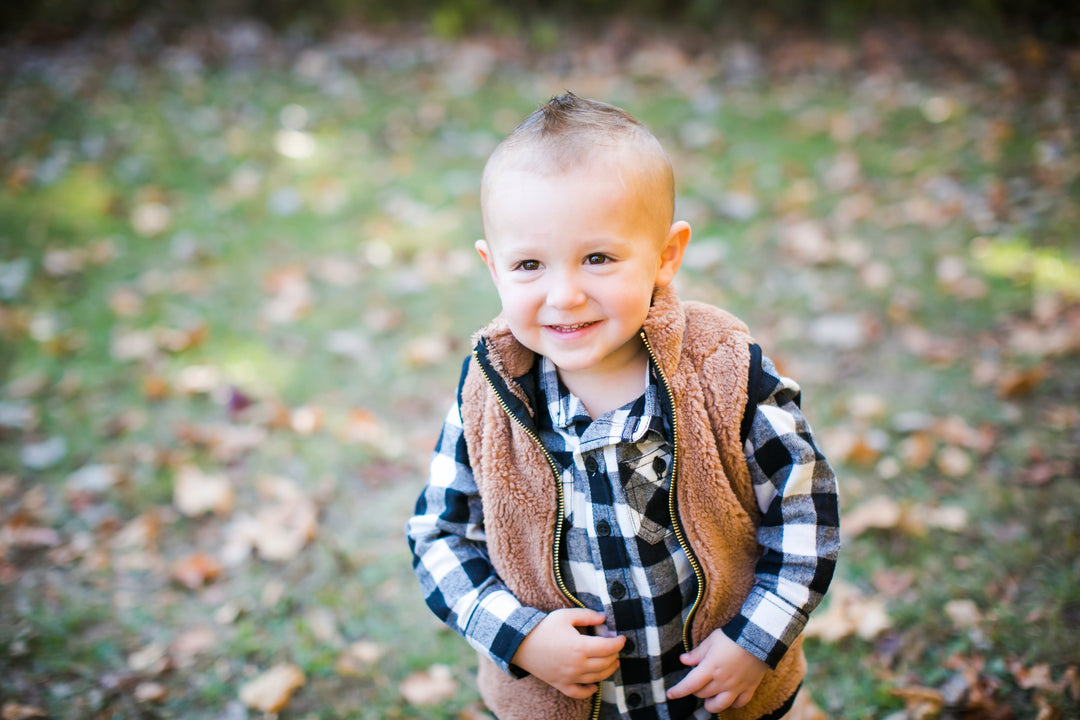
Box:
[407,346,839,720]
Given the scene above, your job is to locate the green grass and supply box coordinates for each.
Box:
[1,21,1078,719]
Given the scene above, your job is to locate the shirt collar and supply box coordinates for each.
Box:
[538,355,665,446]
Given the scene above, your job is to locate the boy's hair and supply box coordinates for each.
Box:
[481,92,675,238]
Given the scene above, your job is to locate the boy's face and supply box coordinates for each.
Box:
[476,161,689,385]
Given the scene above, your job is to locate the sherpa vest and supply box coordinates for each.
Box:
[458,286,806,720]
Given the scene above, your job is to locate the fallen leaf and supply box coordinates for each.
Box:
[175,364,222,395]
[262,266,312,323]
[20,436,68,470]
[335,640,385,676]
[891,685,944,715]
[239,663,306,712]
[66,464,121,495]
[786,689,827,720]
[128,642,170,674]
[111,328,157,362]
[6,370,49,398]
[1,517,61,549]
[803,580,891,642]
[0,402,37,431]
[170,627,219,668]
[944,599,982,628]
[131,201,171,237]
[172,552,223,589]
[134,682,168,704]
[997,365,1047,398]
[305,607,343,647]
[108,287,144,317]
[1,703,48,720]
[404,334,453,367]
[899,432,935,469]
[936,446,973,477]
[251,476,317,561]
[842,496,902,537]
[142,374,171,400]
[173,465,234,517]
[290,406,323,435]
[400,664,459,706]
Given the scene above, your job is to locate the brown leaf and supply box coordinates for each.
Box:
[842,496,902,537]
[128,642,170,674]
[108,287,144,317]
[335,640,385,677]
[142,374,171,400]
[786,690,827,720]
[404,334,454,367]
[1,518,61,549]
[239,663,306,712]
[944,599,982,628]
[900,432,935,470]
[400,664,459,706]
[251,476,317,562]
[803,580,891,642]
[936,446,974,477]
[170,626,219,668]
[1,703,48,720]
[171,552,223,589]
[134,682,168,704]
[996,365,1047,398]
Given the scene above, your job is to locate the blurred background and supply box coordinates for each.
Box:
[0,2,1077,718]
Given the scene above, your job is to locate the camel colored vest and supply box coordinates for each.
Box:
[459,286,805,720]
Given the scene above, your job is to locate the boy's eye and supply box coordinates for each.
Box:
[515,260,540,271]
[585,254,610,265]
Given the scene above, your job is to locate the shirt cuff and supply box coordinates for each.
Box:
[463,589,547,676]
[721,586,809,669]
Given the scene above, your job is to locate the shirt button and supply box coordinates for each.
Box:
[584,457,599,475]
[652,456,667,476]
[623,638,636,654]
[609,581,626,599]
[596,520,611,536]
[627,692,642,707]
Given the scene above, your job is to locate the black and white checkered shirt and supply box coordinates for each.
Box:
[407,346,839,720]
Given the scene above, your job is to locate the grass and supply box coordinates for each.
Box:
[1,18,1078,719]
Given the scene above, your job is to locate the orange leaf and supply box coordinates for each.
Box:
[997,365,1047,398]
[239,663,306,712]
[171,552,223,589]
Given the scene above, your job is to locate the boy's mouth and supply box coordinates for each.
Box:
[546,321,598,333]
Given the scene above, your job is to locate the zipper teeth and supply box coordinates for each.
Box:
[473,351,584,610]
[640,331,706,654]
[473,351,602,720]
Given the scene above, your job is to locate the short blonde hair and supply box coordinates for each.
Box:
[481,93,675,240]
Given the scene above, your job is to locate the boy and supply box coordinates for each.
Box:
[405,93,839,720]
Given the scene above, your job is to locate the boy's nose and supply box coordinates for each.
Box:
[546,273,587,310]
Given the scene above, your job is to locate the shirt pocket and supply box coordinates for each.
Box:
[618,441,674,545]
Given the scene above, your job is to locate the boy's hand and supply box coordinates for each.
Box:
[511,608,625,699]
[666,629,768,713]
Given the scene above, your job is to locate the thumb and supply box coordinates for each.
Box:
[680,642,706,667]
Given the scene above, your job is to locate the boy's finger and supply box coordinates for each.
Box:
[564,608,607,627]
[666,666,709,700]
[582,633,626,657]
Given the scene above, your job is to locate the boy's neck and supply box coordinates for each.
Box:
[555,349,650,420]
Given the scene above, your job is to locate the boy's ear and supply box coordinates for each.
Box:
[475,239,500,287]
[654,221,691,288]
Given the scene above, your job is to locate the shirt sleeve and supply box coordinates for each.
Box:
[405,391,546,675]
[721,349,840,669]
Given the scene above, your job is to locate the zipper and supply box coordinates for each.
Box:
[472,350,602,720]
[639,331,706,655]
